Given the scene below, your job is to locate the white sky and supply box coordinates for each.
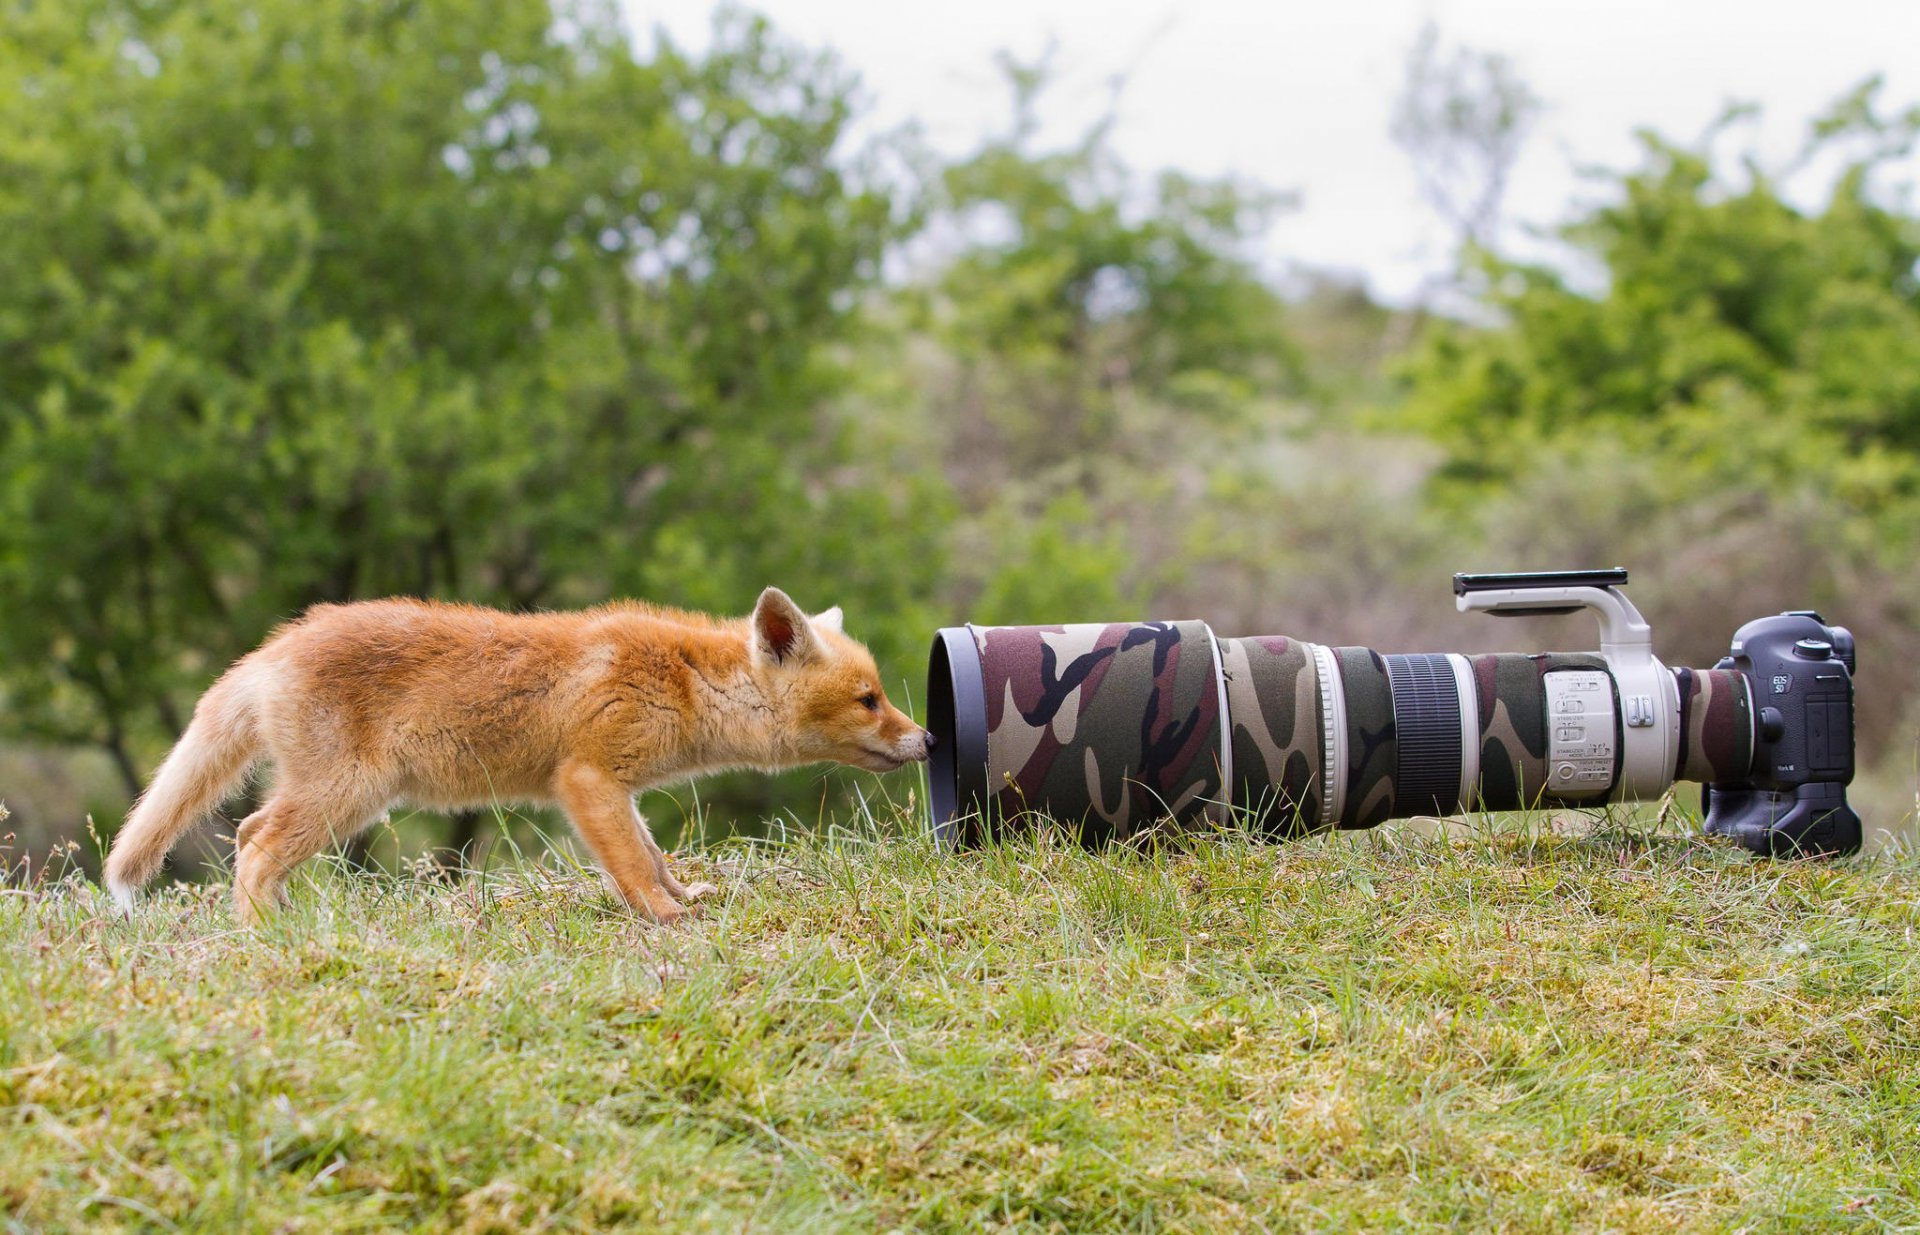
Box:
[629,0,1920,302]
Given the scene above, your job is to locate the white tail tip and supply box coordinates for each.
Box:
[107,880,137,915]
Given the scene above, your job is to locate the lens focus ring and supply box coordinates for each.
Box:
[1386,653,1462,816]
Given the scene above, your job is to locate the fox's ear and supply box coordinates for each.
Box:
[752,587,823,665]
[812,605,844,634]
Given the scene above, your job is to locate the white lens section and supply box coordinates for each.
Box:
[1310,643,1346,828]
[1544,670,1617,799]
[1447,653,1479,810]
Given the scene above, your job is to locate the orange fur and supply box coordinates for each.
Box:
[103,588,930,924]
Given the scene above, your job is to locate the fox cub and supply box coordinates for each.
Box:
[104,587,932,924]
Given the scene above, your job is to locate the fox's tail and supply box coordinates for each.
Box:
[104,663,265,911]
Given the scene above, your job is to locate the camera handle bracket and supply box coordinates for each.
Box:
[1453,573,1679,801]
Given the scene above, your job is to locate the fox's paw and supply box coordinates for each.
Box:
[645,897,698,927]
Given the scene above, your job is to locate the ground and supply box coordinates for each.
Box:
[2,811,1917,1232]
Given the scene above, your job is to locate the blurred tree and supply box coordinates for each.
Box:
[923,50,1303,492]
[0,0,928,801]
[1275,272,1402,409]
[882,52,1309,629]
[1402,79,1920,515]
[1390,22,1542,260]
[1385,22,1541,359]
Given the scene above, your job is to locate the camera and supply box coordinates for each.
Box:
[926,568,1859,855]
[1698,610,1858,855]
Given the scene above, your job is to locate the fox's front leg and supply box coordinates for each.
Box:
[629,800,718,904]
[553,760,691,924]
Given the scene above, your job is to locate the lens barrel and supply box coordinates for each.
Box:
[927,621,1758,843]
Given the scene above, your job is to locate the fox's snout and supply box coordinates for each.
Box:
[870,714,934,769]
[900,726,936,762]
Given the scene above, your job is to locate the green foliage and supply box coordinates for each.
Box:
[892,57,1308,648]
[1401,81,1920,533]
[924,54,1301,477]
[0,0,912,790]
[965,493,1140,625]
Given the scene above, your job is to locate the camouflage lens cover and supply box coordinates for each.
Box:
[936,616,1737,844]
[972,621,1226,841]
[1336,647,1398,828]
[1219,635,1324,837]
[1467,652,1609,811]
[1673,668,1754,785]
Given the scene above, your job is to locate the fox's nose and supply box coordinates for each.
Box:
[921,728,937,754]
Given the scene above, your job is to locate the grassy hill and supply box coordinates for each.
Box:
[3,814,1917,1231]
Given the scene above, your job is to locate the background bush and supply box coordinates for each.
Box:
[2,1,1916,864]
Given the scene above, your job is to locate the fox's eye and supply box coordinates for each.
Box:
[858,692,879,712]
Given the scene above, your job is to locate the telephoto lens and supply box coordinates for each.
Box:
[926,570,1859,856]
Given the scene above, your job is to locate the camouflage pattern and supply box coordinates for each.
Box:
[1218,635,1324,837]
[1673,668,1754,785]
[972,621,1224,841]
[1467,652,1609,810]
[947,616,1747,844]
[1335,647,1398,828]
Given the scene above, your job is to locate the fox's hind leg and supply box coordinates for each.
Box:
[232,781,390,925]
[554,760,690,924]
[629,801,718,904]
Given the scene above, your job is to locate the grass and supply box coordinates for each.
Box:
[3,808,1919,1232]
